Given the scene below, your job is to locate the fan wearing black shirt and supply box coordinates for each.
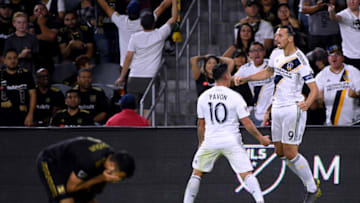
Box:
[50,89,93,127]
[0,1,14,59]
[0,49,36,126]
[36,136,135,203]
[34,68,65,126]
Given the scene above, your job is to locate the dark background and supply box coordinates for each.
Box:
[0,126,359,203]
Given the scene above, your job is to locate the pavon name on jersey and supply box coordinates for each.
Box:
[209,93,228,101]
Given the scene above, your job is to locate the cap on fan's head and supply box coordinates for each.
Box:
[120,94,137,109]
[127,0,141,20]
[327,44,343,56]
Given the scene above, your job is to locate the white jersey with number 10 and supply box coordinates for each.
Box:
[197,86,250,149]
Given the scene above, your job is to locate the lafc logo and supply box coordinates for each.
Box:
[235,144,287,195]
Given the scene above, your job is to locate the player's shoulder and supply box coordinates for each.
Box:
[295,49,309,66]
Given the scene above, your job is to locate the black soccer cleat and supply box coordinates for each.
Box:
[303,178,322,203]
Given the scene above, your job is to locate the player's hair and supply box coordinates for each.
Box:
[111,151,136,178]
[12,11,27,23]
[212,63,228,81]
[280,25,296,37]
[140,9,155,30]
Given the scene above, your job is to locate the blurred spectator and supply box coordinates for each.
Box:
[106,93,149,126]
[229,49,253,108]
[32,3,62,73]
[306,47,329,74]
[34,68,64,126]
[260,0,279,26]
[76,0,96,28]
[275,3,301,30]
[115,0,177,120]
[298,0,309,32]
[315,45,360,125]
[0,0,14,60]
[3,12,39,71]
[50,89,94,126]
[302,0,341,50]
[191,55,234,97]
[58,11,94,62]
[329,0,360,70]
[224,23,254,57]
[0,49,36,126]
[233,42,274,126]
[73,68,108,124]
[236,0,274,53]
[39,0,65,19]
[63,54,93,86]
[96,0,171,67]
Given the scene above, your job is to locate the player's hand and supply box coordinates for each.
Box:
[297,101,309,111]
[103,169,122,183]
[260,135,271,146]
[233,76,248,86]
[261,112,271,126]
[328,4,335,12]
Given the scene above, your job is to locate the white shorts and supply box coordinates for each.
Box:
[271,104,307,145]
[192,144,253,173]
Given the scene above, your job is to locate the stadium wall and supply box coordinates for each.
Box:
[0,126,359,203]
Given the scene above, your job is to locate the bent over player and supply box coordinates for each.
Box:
[36,136,135,203]
[183,63,271,203]
[234,25,321,203]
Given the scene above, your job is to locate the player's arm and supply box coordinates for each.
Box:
[197,118,205,148]
[66,170,120,193]
[115,51,134,86]
[154,0,172,17]
[240,117,271,146]
[298,81,319,111]
[96,0,115,18]
[234,66,274,85]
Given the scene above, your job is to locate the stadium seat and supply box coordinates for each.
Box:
[52,84,72,95]
[52,63,77,84]
[93,83,116,100]
[92,63,121,85]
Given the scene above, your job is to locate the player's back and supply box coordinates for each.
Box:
[197,86,250,148]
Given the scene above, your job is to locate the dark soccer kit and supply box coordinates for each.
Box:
[36,137,113,202]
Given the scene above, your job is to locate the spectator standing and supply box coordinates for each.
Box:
[58,12,94,62]
[34,68,64,126]
[106,94,149,126]
[315,45,360,125]
[224,23,254,57]
[0,0,14,59]
[0,49,36,126]
[302,0,341,50]
[191,55,234,97]
[3,12,39,71]
[40,0,65,19]
[50,89,93,126]
[234,42,274,126]
[96,0,171,67]
[32,3,62,73]
[115,0,177,119]
[236,0,274,53]
[329,0,360,69]
[73,68,108,124]
[260,0,279,26]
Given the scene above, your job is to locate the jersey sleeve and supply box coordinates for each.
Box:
[127,34,136,52]
[315,72,325,91]
[158,23,171,40]
[236,95,250,119]
[197,95,205,119]
[299,64,315,84]
[111,12,125,28]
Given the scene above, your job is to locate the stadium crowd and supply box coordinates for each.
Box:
[0,0,359,127]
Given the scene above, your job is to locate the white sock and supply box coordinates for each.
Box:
[244,174,264,203]
[183,175,201,203]
[282,156,304,182]
[288,154,317,193]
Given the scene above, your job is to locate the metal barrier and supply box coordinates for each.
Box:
[175,0,201,111]
[139,59,168,126]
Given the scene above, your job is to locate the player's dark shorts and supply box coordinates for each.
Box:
[36,150,101,202]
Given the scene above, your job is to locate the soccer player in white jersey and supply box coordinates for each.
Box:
[234,42,274,126]
[316,45,360,125]
[234,25,321,203]
[183,63,271,203]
